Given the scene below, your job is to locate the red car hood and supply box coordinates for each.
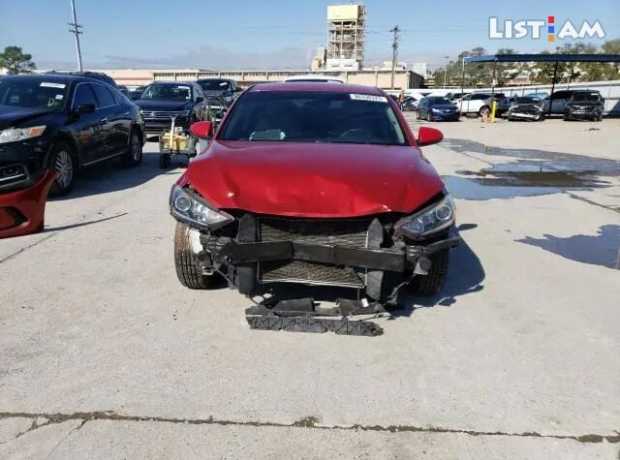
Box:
[183,141,444,218]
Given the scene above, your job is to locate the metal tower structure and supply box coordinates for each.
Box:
[326,4,366,70]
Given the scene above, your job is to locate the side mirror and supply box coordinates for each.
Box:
[190,121,213,139]
[76,103,95,114]
[417,126,443,147]
[196,96,204,103]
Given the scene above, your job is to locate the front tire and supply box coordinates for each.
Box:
[174,222,216,289]
[123,131,143,167]
[479,106,490,118]
[413,249,450,296]
[49,142,76,196]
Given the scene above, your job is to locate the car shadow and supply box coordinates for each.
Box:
[50,151,180,201]
[391,238,486,318]
[516,224,620,270]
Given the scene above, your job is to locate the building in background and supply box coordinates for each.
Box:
[325,4,366,71]
[410,63,428,79]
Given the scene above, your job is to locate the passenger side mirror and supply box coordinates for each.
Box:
[417,127,443,147]
[190,121,213,139]
[76,103,95,114]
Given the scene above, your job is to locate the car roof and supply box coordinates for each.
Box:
[248,82,385,95]
[1,73,87,83]
[147,81,196,86]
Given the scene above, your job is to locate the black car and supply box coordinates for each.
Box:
[196,78,239,107]
[135,81,207,134]
[506,96,545,121]
[417,97,460,121]
[564,91,604,121]
[0,74,144,195]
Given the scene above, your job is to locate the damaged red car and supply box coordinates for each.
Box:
[170,83,460,309]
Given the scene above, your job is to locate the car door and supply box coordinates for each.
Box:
[90,83,121,158]
[70,82,105,165]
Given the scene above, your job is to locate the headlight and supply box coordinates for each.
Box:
[0,125,46,144]
[169,185,233,230]
[396,195,455,240]
[431,107,441,112]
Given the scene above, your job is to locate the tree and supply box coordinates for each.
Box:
[0,46,36,74]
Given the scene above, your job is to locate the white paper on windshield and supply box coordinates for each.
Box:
[350,94,388,103]
[40,82,66,89]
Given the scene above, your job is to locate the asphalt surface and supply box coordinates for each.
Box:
[1,117,619,459]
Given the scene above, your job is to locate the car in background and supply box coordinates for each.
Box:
[453,93,492,117]
[542,89,602,116]
[129,85,146,101]
[170,83,460,308]
[135,81,208,134]
[117,85,130,98]
[45,70,119,89]
[401,96,419,111]
[0,74,144,197]
[564,91,604,121]
[196,78,239,107]
[285,75,345,84]
[417,96,459,121]
[506,96,545,121]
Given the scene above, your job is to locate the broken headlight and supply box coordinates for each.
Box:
[396,195,455,240]
[170,185,233,230]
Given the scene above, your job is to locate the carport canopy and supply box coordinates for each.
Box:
[459,53,620,113]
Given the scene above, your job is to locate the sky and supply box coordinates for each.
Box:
[1,0,618,71]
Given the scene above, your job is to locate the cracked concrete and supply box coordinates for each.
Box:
[1,119,619,458]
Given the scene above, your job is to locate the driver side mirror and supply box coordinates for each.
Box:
[417,127,443,147]
[190,121,213,139]
[76,103,95,114]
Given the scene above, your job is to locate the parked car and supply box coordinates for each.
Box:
[417,96,460,121]
[564,91,604,121]
[135,81,208,134]
[129,86,146,101]
[45,70,119,89]
[401,96,419,111]
[169,83,460,310]
[506,96,545,121]
[453,93,493,117]
[0,74,144,196]
[196,78,239,107]
[542,89,603,116]
[285,75,345,84]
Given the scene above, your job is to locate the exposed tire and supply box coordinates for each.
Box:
[174,222,216,289]
[49,141,76,196]
[413,249,450,296]
[123,130,143,167]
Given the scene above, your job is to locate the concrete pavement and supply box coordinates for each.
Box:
[1,117,619,459]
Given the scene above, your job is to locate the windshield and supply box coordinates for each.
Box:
[428,97,451,105]
[141,84,192,101]
[572,93,599,102]
[514,97,537,104]
[198,80,230,91]
[219,91,406,145]
[0,78,67,112]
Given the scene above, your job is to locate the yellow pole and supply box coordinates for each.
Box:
[490,100,497,123]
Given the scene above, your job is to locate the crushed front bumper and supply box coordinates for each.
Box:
[0,170,56,238]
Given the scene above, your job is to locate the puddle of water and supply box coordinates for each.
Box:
[443,138,620,177]
[442,175,563,200]
[517,224,620,270]
[456,167,611,188]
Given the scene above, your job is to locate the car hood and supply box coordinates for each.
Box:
[510,103,543,110]
[182,141,444,218]
[135,100,190,111]
[0,105,57,130]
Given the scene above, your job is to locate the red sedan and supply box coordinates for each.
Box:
[169,83,459,316]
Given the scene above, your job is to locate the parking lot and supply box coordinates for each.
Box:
[1,116,619,458]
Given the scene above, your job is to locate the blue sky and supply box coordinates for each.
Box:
[1,0,618,70]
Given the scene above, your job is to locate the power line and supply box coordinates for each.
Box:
[68,0,84,71]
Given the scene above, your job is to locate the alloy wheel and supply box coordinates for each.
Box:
[54,150,74,190]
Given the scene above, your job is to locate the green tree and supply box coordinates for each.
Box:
[0,46,36,74]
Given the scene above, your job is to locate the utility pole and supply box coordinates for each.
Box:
[390,25,400,89]
[68,0,84,71]
[442,56,450,88]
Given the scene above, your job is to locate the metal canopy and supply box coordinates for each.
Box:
[464,53,620,63]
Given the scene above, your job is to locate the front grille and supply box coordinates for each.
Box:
[0,164,29,190]
[257,216,371,288]
[143,110,187,118]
